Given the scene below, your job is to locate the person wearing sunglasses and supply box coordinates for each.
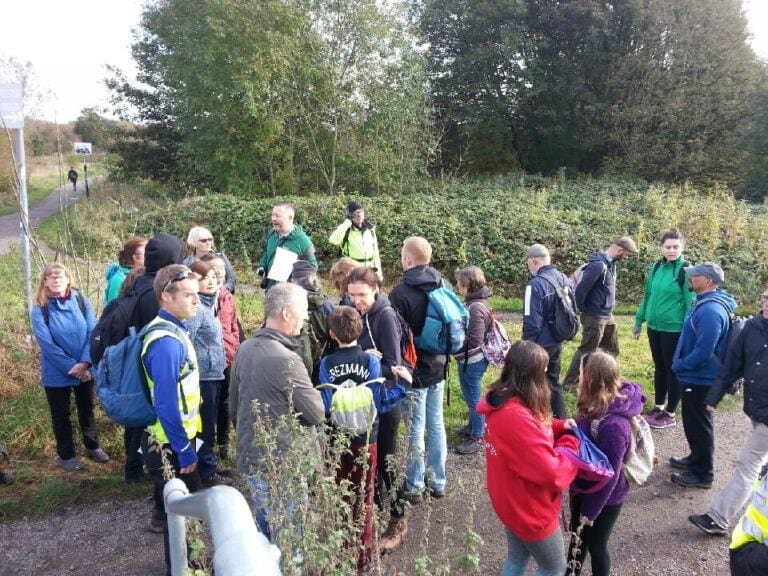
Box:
[184,226,237,293]
[139,264,203,570]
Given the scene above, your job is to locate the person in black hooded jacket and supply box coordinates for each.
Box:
[388,237,449,539]
[123,233,184,488]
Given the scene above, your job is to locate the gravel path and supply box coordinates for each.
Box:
[0,409,752,575]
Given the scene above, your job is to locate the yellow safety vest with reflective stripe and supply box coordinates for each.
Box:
[328,220,382,279]
[731,473,768,550]
[141,317,201,444]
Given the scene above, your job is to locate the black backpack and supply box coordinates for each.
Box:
[90,283,152,366]
[539,270,580,342]
[651,258,690,289]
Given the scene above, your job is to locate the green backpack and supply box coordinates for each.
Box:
[318,378,382,439]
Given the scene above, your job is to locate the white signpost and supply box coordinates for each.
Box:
[0,83,32,317]
[74,141,93,197]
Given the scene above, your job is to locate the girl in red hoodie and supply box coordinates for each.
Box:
[477,341,580,576]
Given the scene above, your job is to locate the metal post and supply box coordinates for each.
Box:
[83,156,89,198]
[14,128,32,317]
[163,478,281,576]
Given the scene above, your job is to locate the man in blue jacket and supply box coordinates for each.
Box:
[563,236,637,389]
[670,262,736,489]
[140,264,203,571]
[523,243,570,418]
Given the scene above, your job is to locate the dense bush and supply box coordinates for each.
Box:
[127,174,768,303]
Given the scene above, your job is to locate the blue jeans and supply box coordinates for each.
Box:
[502,527,566,576]
[458,359,488,439]
[403,381,447,493]
[246,475,303,544]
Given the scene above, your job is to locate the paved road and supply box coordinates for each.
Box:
[0,180,85,256]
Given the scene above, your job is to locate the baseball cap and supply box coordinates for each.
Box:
[684,262,724,285]
[612,236,638,254]
[526,243,550,259]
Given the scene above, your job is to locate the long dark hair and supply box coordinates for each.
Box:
[488,341,551,421]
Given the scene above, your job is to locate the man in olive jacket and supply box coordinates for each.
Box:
[230,282,325,540]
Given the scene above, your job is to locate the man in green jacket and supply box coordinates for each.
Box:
[257,202,317,290]
[328,200,383,282]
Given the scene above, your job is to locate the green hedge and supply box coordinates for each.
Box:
[129,175,768,305]
[45,175,768,307]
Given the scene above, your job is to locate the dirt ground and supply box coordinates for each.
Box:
[0,409,753,576]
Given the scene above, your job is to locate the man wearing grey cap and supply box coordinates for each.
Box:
[523,243,572,418]
[670,262,737,489]
[563,236,638,389]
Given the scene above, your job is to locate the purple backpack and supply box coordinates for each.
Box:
[558,426,615,494]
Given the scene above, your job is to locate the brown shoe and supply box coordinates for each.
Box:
[379,516,407,553]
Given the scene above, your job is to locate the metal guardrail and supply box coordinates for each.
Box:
[163,478,281,576]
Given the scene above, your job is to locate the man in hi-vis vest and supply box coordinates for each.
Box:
[140,264,203,571]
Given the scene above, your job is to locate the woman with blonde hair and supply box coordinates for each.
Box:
[183,226,237,293]
[31,263,109,471]
[567,351,646,576]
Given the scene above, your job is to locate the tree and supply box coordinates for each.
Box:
[108,0,431,195]
[73,108,117,150]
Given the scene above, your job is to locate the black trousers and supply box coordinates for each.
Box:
[647,329,682,412]
[141,432,202,574]
[731,542,768,576]
[375,405,406,517]
[568,496,623,576]
[44,383,99,460]
[216,367,231,448]
[544,344,566,419]
[681,383,714,480]
[124,426,145,480]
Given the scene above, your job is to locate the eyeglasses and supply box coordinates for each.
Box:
[199,238,213,243]
[162,269,191,293]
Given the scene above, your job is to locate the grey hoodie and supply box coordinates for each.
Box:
[229,327,325,475]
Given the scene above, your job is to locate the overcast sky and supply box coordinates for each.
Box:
[1,0,767,123]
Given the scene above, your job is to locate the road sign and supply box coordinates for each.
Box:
[0,84,24,129]
[74,142,93,155]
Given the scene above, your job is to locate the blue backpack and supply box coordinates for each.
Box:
[414,282,468,355]
[559,426,615,495]
[95,321,187,427]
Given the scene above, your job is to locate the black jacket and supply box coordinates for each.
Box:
[358,293,402,387]
[708,315,768,425]
[131,234,185,329]
[390,265,446,388]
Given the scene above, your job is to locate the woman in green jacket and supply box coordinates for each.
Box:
[633,228,695,429]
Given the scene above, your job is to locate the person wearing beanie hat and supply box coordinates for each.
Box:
[562,236,637,390]
[329,200,383,282]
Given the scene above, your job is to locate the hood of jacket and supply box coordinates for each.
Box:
[144,234,184,275]
[697,289,737,314]
[604,381,646,420]
[589,251,612,267]
[403,265,442,292]
[253,326,302,353]
[466,285,493,304]
[105,262,127,281]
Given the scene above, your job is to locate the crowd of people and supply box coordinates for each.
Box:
[17,198,768,575]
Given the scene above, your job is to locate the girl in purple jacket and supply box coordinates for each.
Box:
[568,351,646,576]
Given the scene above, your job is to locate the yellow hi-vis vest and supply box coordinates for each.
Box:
[141,317,201,444]
[731,472,768,550]
[328,220,382,279]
